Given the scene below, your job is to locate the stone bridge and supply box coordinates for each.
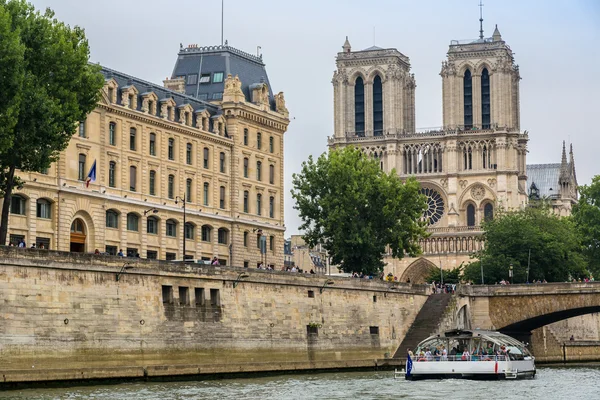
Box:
[446,283,600,344]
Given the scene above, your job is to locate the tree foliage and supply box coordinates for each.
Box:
[573,175,600,276]
[462,206,587,283]
[0,0,105,244]
[291,146,428,275]
[425,265,463,284]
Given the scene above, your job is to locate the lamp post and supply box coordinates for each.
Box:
[143,207,159,216]
[175,196,186,260]
[509,263,513,284]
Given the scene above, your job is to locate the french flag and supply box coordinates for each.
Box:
[86,160,96,188]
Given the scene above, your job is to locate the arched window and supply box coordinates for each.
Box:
[243,190,249,213]
[203,147,209,169]
[149,170,156,196]
[109,161,116,188]
[36,199,52,219]
[256,161,262,181]
[201,225,212,242]
[186,178,193,202]
[256,193,262,216]
[373,75,383,136]
[149,133,156,156]
[106,209,119,228]
[481,68,490,129]
[354,77,365,135]
[269,164,275,184]
[147,216,158,234]
[10,195,26,215]
[166,219,177,237]
[129,166,137,191]
[127,213,139,231]
[109,122,116,146]
[484,203,494,221]
[71,218,85,233]
[168,138,174,160]
[463,69,473,129]
[186,143,192,165]
[203,182,209,206]
[218,228,229,244]
[219,152,225,173]
[185,222,195,240]
[78,154,86,181]
[463,146,473,170]
[129,127,136,151]
[269,196,274,218]
[168,174,174,199]
[466,204,476,227]
[243,157,249,178]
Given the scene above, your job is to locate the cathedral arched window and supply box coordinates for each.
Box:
[463,69,473,129]
[354,77,365,136]
[466,204,476,227]
[484,203,494,221]
[481,68,490,129]
[373,75,383,136]
[463,146,473,170]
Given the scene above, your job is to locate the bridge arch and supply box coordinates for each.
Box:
[498,306,600,334]
[400,257,437,284]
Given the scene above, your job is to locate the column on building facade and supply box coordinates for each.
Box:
[472,73,481,129]
[364,81,373,136]
[346,83,355,135]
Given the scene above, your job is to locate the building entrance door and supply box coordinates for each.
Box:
[70,218,86,253]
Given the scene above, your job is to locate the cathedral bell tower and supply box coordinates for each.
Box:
[332,37,416,138]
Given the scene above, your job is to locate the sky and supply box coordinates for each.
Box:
[29,0,600,236]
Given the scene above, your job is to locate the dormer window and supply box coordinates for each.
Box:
[107,87,114,103]
[128,94,135,109]
[187,74,198,85]
[199,74,211,84]
[213,72,224,83]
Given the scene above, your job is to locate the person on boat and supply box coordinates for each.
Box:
[461,348,470,361]
[407,349,414,358]
[424,348,433,361]
[449,346,457,361]
[441,345,448,361]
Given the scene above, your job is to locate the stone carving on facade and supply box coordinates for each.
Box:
[459,180,468,190]
[440,61,457,77]
[487,178,497,188]
[448,202,458,215]
[223,74,244,99]
[471,184,486,201]
[440,178,448,189]
[275,92,288,115]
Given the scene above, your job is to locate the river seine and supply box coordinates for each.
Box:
[1,367,598,399]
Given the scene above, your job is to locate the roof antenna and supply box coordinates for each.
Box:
[479,0,484,40]
[221,0,224,46]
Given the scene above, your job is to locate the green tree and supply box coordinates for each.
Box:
[0,0,104,245]
[462,206,587,283]
[425,265,463,284]
[573,175,600,276]
[291,146,428,275]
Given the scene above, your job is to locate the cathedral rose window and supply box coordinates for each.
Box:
[420,188,444,225]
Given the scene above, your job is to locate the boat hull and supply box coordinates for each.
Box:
[405,359,535,381]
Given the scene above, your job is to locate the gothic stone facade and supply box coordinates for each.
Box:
[5,44,289,268]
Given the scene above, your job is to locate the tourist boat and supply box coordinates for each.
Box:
[403,329,535,380]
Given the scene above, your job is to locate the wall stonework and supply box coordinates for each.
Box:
[0,248,428,383]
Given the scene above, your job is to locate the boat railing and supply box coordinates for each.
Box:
[414,354,508,362]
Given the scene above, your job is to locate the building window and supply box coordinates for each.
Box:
[149,133,156,156]
[105,245,117,256]
[78,154,86,181]
[186,178,192,202]
[166,219,177,237]
[243,128,248,145]
[187,74,197,85]
[257,132,262,149]
[168,138,175,160]
[179,286,190,306]
[203,182,209,206]
[109,122,116,145]
[269,236,274,251]
[130,166,137,192]
[269,164,275,184]
[162,285,173,303]
[185,223,194,240]
[147,250,157,260]
[195,288,205,306]
[243,231,248,247]
[256,193,262,216]
[218,228,228,244]
[243,191,249,213]
[168,174,175,199]
[199,73,211,84]
[373,75,383,136]
[481,68,491,129]
[36,199,51,219]
[213,72,224,83]
[166,252,176,261]
[243,158,249,178]
[355,76,365,135]
[307,325,318,336]
[201,225,212,242]
[79,121,86,138]
[10,195,26,215]
[203,147,209,169]
[106,210,119,229]
[269,196,274,218]
[149,170,156,196]
[219,186,225,209]
[256,161,262,181]
[484,203,494,221]
[186,143,192,165]
[129,127,136,151]
[147,216,158,234]
[467,204,476,227]
[127,213,139,231]
[370,326,379,335]
[256,234,262,249]
[269,136,274,153]
[463,69,473,129]
[108,161,116,188]
[219,152,225,173]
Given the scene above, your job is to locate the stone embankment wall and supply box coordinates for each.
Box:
[0,248,428,384]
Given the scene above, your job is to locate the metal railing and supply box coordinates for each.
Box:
[414,354,508,362]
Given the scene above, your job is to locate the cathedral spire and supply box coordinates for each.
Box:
[479,0,484,40]
[342,36,351,53]
[492,25,502,42]
[569,143,578,185]
[559,141,569,184]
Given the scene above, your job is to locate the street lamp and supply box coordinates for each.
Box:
[175,196,187,260]
[143,207,159,216]
[509,263,513,284]
[320,279,335,294]
[116,262,134,282]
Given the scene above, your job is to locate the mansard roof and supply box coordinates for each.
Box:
[527,163,563,199]
[171,43,275,109]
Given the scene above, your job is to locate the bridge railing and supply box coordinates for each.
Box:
[457,282,600,296]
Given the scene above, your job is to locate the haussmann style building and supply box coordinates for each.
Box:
[4,43,290,267]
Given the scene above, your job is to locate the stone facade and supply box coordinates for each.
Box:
[4,45,289,269]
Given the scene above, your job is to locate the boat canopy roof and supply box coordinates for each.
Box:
[415,329,531,356]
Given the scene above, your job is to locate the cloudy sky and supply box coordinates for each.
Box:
[30,0,600,235]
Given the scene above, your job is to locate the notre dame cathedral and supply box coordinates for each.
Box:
[328,25,578,282]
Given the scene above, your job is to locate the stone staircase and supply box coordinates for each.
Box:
[393,293,452,359]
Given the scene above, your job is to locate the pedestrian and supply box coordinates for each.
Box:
[117,249,124,257]
[18,239,26,248]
